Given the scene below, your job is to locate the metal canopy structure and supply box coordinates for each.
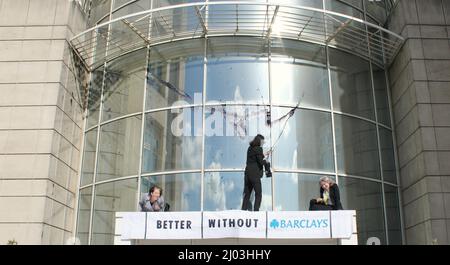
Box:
[70,1,404,71]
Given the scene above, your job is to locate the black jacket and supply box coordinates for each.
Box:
[245,146,267,178]
[320,184,343,210]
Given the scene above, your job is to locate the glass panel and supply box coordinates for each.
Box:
[90,0,111,25]
[91,178,138,245]
[384,184,402,245]
[272,108,334,172]
[87,67,104,128]
[113,0,151,16]
[268,0,323,8]
[329,48,375,120]
[325,0,363,17]
[142,107,202,174]
[367,15,379,25]
[373,64,391,126]
[206,37,269,104]
[107,18,149,66]
[326,17,368,57]
[153,0,204,9]
[93,25,110,66]
[149,3,199,42]
[146,39,204,109]
[140,173,201,211]
[366,0,388,24]
[339,176,386,245]
[270,40,330,109]
[207,3,238,32]
[113,0,134,9]
[274,173,335,211]
[207,3,268,34]
[76,188,92,245]
[209,0,323,8]
[270,5,326,41]
[98,16,110,25]
[343,0,363,9]
[380,127,397,184]
[369,29,384,66]
[335,114,380,179]
[204,171,272,211]
[102,49,146,122]
[97,115,142,182]
[173,4,204,34]
[209,0,266,2]
[204,105,270,169]
[81,129,98,186]
[270,39,327,64]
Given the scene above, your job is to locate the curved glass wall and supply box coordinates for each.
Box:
[88,0,395,27]
[141,173,202,211]
[204,171,272,211]
[77,0,402,245]
[142,107,203,173]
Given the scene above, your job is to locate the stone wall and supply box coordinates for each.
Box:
[0,0,87,244]
[387,0,450,245]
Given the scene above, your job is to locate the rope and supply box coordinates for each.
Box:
[266,92,305,156]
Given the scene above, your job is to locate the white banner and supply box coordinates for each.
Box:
[267,211,331,239]
[331,211,355,239]
[116,212,146,240]
[146,212,202,239]
[203,210,266,239]
[115,210,356,242]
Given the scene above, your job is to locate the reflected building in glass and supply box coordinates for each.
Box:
[71,0,404,245]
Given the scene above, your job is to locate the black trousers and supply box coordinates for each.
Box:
[241,174,262,211]
[309,199,334,211]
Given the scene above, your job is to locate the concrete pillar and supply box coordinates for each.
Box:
[0,0,87,245]
[387,0,450,245]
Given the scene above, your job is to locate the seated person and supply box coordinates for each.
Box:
[139,185,165,212]
[309,176,343,211]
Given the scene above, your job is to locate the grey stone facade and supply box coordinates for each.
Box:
[0,0,86,244]
[387,0,450,245]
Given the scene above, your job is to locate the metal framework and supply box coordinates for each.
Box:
[70,1,404,71]
[75,1,404,245]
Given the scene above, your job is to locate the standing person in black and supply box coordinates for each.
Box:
[241,134,272,211]
[309,176,343,210]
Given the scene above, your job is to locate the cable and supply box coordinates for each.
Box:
[265,92,305,157]
[255,87,271,126]
[148,72,192,99]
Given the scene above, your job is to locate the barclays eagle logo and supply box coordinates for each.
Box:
[270,219,280,229]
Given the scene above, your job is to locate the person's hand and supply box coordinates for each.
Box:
[316,198,323,203]
[264,150,271,157]
[153,204,160,211]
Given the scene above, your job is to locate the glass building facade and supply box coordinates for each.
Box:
[73,0,403,245]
